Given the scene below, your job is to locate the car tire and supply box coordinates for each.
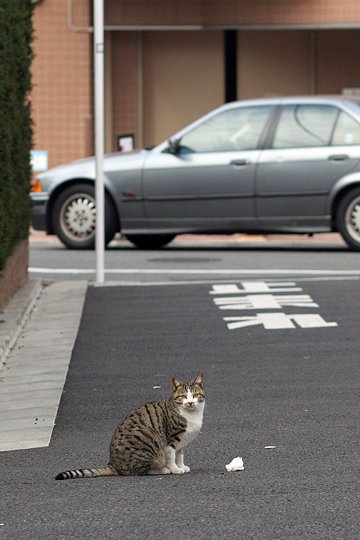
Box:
[52,183,117,249]
[124,234,175,249]
[336,187,360,251]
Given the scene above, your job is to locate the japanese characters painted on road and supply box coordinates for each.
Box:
[210,281,337,331]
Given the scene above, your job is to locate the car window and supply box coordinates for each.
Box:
[180,106,273,153]
[272,105,338,149]
[332,112,360,145]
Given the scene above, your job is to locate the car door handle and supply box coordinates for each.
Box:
[230,159,250,167]
[328,154,349,161]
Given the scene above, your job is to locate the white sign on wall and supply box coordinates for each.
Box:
[31,150,48,172]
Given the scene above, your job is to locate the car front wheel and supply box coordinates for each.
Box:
[52,183,117,249]
[336,187,360,251]
[125,234,175,249]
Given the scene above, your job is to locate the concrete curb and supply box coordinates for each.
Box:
[0,280,88,451]
[0,279,44,371]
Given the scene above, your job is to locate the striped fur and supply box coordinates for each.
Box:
[55,467,117,480]
[55,373,205,480]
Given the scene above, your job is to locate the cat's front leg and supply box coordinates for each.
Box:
[175,449,190,473]
[165,446,186,474]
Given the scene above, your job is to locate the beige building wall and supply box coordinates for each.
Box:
[31,0,360,169]
[317,30,360,94]
[105,0,360,26]
[237,31,313,99]
[31,0,92,169]
[110,32,139,150]
[141,31,224,147]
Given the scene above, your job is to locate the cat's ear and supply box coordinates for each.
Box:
[172,377,183,391]
[193,373,204,387]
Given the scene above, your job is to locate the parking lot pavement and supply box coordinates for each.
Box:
[1,277,360,539]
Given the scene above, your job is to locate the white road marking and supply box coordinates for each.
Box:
[214,294,318,310]
[93,276,360,287]
[29,267,94,274]
[29,267,360,276]
[210,282,302,294]
[212,280,338,331]
[95,280,262,287]
[224,313,337,330]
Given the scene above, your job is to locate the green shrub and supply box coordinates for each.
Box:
[0,0,33,270]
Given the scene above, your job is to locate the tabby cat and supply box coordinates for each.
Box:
[55,373,205,479]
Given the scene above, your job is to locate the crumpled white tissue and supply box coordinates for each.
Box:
[225,456,244,472]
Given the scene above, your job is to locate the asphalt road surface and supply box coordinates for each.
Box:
[29,231,360,284]
[2,273,360,539]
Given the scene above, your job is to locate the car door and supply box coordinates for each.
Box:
[255,103,360,227]
[142,105,274,232]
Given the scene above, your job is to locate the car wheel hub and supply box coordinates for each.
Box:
[62,195,96,238]
[346,196,360,241]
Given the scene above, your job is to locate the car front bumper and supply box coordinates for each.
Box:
[30,192,49,231]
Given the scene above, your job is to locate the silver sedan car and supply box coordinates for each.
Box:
[31,96,360,250]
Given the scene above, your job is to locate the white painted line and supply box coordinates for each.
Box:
[212,280,339,331]
[210,282,302,294]
[280,276,360,282]
[92,276,360,287]
[0,281,87,452]
[224,313,337,330]
[214,294,318,310]
[29,267,94,274]
[29,266,360,276]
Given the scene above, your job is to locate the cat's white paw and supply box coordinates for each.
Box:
[169,466,186,475]
[182,465,190,473]
[159,467,171,475]
[148,467,171,475]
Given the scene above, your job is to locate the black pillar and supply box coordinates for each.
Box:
[224,30,237,103]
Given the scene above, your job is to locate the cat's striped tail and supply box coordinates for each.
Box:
[55,466,117,480]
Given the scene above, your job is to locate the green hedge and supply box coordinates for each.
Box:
[0,0,33,270]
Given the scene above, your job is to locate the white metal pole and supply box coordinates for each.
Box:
[94,0,105,283]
